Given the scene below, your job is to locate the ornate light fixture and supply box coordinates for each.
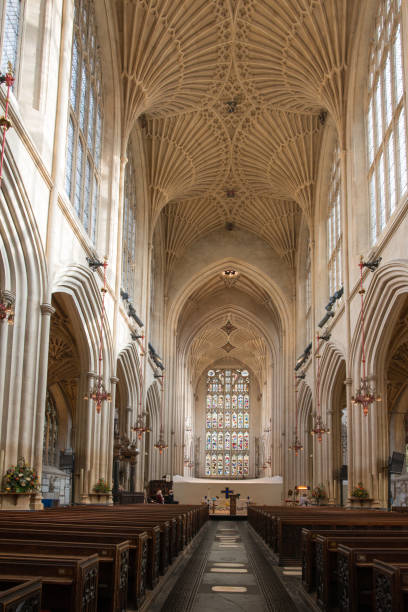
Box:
[154,376,168,454]
[132,412,150,440]
[154,426,168,455]
[311,333,330,441]
[131,334,150,439]
[0,290,15,325]
[289,374,304,455]
[84,258,111,413]
[351,257,381,416]
[0,63,15,188]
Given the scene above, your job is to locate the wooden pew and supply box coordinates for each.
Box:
[301,528,408,592]
[373,560,408,612]
[0,578,42,612]
[0,552,98,612]
[0,538,129,612]
[276,515,408,565]
[337,545,408,612]
[313,535,408,610]
[0,527,147,610]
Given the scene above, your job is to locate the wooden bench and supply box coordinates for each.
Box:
[314,535,408,610]
[276,515,408,565]
[301,528,408,592]
[0,526,147,609]
[0,538,129,612]
[337,545,408,612]
[0,578,42,612]
[373,560,408,612]
[0,552,98,612]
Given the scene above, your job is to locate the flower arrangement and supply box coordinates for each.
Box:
[311,484,326,501]
[3,457,39,493]
[93,478,111,493]
[351,482,369,499]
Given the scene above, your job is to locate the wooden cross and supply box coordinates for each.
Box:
[221,487,234,499]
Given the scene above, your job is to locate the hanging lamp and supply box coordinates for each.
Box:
[154,375,168,454]
[311,333,330,441]
[84,258,112,413]
[289,374,304,455]
[351,257,381,416]
[131,334,150,439]
[0,63,15,189]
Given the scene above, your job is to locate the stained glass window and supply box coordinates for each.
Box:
[43,392,58,467]
[327,142,342,297]
[367,0,407,245]
[0,0,21,76]
[205,368,250,477]
[122,149,137,298]
[65,0,103,241]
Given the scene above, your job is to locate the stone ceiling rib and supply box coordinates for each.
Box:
[235,110,322,218]
[145,112,230,224]
[119,0,357,264]
[188,312,269,384]
[161,199,222,277]
[115,0,232,137]
[235,0,352,121]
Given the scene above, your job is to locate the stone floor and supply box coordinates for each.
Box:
[147,520,318,612]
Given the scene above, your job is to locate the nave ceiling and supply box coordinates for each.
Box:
[114,0,357,374]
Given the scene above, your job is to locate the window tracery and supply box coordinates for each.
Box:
[43,393,58,467]
[305,244,312,342]
[122,150,137,298]
[205,368,250,478]
[65,0,103,242]
[0,0,21,76]
[327,142,342,297]
[367,0,407,245]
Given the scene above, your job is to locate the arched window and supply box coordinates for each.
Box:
[205,368,250,478]
[367,0,407,245]
[0,0,22,76]
[65,0,103,242]
[122,150,137,297]
[43,393,58,467]
[327,142,342,297]
[305,243,312,341]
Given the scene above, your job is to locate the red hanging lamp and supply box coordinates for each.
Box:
[311,333,330,441]
[84,258,112,413]
[351,257,381,416]
[289,374,304,456]
[154,375,168,454]
[0,63,15,189]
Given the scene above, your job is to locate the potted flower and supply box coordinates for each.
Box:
[1,457,39,509]
[351,482,370,503]
[93,478,111,493]
[311,484,326,505]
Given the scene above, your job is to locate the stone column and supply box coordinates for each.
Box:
[31,303,55,510]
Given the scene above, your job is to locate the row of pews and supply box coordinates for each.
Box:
[0,502,208,611]
[248,505,408,611]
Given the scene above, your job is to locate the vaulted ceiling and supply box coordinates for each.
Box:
[115,0,356,372]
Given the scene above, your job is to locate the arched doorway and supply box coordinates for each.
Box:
[43,294,81,505]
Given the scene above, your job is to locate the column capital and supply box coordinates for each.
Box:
[344,378,352,386]
[110,376,119,385]
[40,303,55,316]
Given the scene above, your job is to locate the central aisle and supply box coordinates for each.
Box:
[155,520,314,611]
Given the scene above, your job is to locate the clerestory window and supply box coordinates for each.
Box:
[367,0,407,245]
[65,0,103,242]
[0,0,22,77]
